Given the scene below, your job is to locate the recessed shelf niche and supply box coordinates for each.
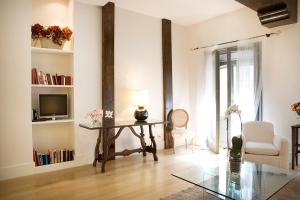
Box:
[31,0,75,171]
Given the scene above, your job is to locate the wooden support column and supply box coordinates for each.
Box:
[102,2,115,159]
[162,19,173,149]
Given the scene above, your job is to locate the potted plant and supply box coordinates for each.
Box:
[31,24,73,49]
[224,104,242,148]
[291,102,300,117]
[225,104,243,174]
[31,23,43,47]
[229,136,243,174]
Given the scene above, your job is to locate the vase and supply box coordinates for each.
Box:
[31,38,40,47]
[229,158,241,175]
[40,37,65,49]
[91,120,100,127]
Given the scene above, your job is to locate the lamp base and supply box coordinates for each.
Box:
[134,107,148,121]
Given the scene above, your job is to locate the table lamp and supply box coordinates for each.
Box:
[132,90,149,121]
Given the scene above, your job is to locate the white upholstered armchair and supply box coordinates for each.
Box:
[242,121,289,169]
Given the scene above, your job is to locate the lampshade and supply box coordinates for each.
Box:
[132,90,149,107]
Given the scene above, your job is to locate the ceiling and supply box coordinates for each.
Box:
[80,0,244,26]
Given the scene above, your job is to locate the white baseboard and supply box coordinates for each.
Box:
[0,162,35,181]
[0,153,94,181]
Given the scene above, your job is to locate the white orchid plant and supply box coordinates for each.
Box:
[224,104,242,131]
[225,104,241,119]
[224,104,243,150]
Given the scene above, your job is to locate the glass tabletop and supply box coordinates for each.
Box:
[79,119,164,130]
[172,161,298,200]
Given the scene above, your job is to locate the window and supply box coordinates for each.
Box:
[215,43,262,148]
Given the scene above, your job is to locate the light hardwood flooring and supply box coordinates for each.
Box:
[1,147,299,200]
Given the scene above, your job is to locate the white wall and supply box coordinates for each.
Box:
[187,3,300,148]
[114,8,190,151]
[73,2,102,164]
[0,0,33,179]
[172,24,190,111]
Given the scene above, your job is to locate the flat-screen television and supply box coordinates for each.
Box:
[39,94,68,119]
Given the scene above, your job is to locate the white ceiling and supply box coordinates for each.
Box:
[80,0,244,26]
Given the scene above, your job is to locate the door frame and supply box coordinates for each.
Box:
[215,46,237,151]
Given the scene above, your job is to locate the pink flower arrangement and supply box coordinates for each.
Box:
[86,109,103,122]
[291,102,300,115]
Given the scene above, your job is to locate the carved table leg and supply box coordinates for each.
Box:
[296,128,299,166]
[140,126,147,156]
[93,129,102,167]
[149,125,158,161]
[101,128,109,173]
[292,127,296,169]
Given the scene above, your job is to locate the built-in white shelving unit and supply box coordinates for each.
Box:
[31,0,75,173]
[34,160,76,174]
[31,47,73,55]
[31,84,74,88]
[32,119,74,125]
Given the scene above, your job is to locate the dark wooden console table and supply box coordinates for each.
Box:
[292,124,300,169]
[79,120,163,172]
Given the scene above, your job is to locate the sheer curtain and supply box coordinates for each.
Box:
[196,48,218,153]
[231,41,262,136]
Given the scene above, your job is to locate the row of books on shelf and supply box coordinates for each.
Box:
[31,68,72,86]
[33,148,74,166]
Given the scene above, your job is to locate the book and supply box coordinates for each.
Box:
[70,150,74,161]
[60,75,65,85]
[48,150,52,164]
[43,74,47,85]
[42,154,46,165]
[41,72,45,85]
[57,75,61,85]
[31,69,35,84]
[66,150,69,161]
[51,150,54,164]
[60,150,63,162]
[63,150,66,162]
[33,149,74,166]
[53,151,56,163]
[32,68,39,85]
[38,71,41,84]
[51,75,56,85]
[33,149,38,166]
[65,76,72,85]
[46,74,52,85]
[37,153,42,166]
[57,150,61,163]
[45,153,49,165]
[35,68,39,84]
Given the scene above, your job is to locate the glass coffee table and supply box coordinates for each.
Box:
[172,161,298,200]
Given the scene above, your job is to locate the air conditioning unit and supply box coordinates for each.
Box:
[257,2,290,25]
[235,0,297,28]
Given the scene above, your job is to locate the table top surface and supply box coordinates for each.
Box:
[292,124,300,128]
[172,161,298,200]
[79,119,164,130]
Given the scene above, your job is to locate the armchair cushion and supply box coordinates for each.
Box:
[245,141,279,156]
[243,121,274,143]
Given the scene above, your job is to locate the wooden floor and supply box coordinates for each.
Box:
[0,147,220,200]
